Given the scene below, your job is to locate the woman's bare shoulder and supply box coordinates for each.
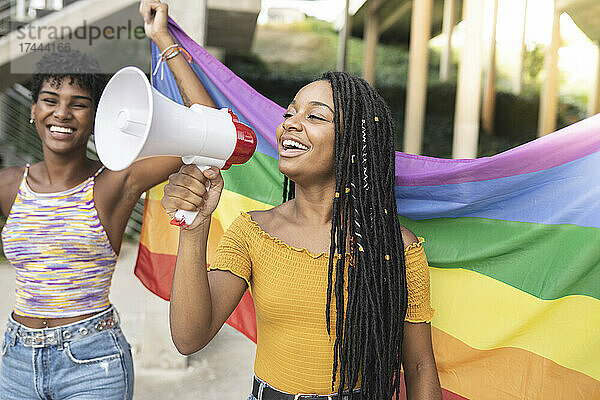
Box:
[248,202,290,232]
[0,165,25,182]
[0,166,26,216]
[399,225,420,249]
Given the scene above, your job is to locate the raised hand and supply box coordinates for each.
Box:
[161,165,224,230]
[139,0,170,42]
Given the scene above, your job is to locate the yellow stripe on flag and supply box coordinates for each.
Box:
[141,188,271,257]
[433,327,600,399]
[430,267,600,381]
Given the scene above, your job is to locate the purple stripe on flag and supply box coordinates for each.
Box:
[396,114,600,186]
[167,19,600,187]
[168,19,282,151]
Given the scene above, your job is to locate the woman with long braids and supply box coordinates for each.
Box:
[141,1,441,398]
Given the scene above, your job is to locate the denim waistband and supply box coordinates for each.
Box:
[5,306,119,348]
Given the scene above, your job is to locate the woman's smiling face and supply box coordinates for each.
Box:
[276,80,336,186]
[31,77,95,156]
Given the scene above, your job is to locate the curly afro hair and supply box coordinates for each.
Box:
[30,50,106,108]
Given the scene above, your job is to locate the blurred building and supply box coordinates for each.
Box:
[334,0,600,157]
[0,0,260,169]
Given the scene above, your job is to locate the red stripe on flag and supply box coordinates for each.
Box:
[227,291,257,343]
[134,243,175,301]
[135,243,258,341]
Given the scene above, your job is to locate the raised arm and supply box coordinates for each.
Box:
[99,0,219,202]
[107,0,218,196]
[160,165,247,354]
[139,0,216,108]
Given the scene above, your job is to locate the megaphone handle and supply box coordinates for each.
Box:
[171,165,210,228]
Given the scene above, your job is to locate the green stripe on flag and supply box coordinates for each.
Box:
[399,216,600,301]
[223,155,600,301]
[223,152,281,207]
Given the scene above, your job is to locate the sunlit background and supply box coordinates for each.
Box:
[1,1,599,398]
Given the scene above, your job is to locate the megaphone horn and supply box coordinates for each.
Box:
[94,66,257,227]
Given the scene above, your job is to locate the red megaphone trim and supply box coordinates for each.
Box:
[222,110,257,170]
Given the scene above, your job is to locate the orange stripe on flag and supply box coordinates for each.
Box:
[433,327,600,399]
[139,198,180,256]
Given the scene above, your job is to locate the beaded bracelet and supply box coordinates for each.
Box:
[152,43,193,79]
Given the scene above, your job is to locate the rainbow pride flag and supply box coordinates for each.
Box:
[134,19,600,399]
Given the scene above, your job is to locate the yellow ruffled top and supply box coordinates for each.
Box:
[209,212,434,395]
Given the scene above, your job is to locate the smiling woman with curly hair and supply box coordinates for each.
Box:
[0,49,186,399]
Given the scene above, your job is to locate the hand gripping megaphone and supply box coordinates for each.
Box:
[94,66,257,227]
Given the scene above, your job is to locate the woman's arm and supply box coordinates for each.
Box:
[96,0,222,234]
[107,0,217,200]
[402,322,442,400]
[137,2,248,353]
[400,225,442,399]
[171,224,247,354]
[161,164,247,354]
[105,0,217,199]
[139,0,216,108]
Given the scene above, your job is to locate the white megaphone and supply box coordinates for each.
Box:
[94,66,257,227]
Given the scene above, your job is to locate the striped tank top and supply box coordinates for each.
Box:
[1,164,117,318]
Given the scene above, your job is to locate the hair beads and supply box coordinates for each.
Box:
[280,71,408,400]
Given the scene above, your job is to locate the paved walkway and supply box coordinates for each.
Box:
[0,242,256,399]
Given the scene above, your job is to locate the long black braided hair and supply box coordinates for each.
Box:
[283,71,407,399]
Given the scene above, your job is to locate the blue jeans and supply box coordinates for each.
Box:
[0,306,134,400]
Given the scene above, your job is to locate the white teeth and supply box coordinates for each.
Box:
[49,126,73,134]
[282,139,308,150]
